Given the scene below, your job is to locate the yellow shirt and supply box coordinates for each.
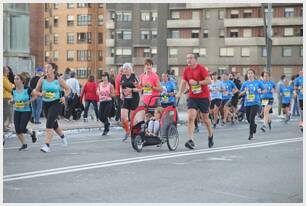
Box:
[3,76,14,99]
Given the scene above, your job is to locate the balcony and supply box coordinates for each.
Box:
[225,37,265,46]
[132,57,146,65]
[106,21,115,29]
[106,39,114,47]
[272,37,302,45]
[168,57,178,65]
[105,57,114,65]
[167,38,199,47]
[224,17,302,27]
[167,19,201,28]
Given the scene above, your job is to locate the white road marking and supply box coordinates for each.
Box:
[4,137,302,182]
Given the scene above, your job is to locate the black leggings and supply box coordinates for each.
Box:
[99,101,113,128]
[43,100,62,129]
[14,111,31,134]
[245,105,259,135]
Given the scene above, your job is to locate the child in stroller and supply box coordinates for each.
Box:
[145,107,163,137]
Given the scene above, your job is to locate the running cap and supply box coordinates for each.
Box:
[36,66,44,73]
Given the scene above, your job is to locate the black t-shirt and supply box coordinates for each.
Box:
[120,74,139,99]
[29,76,40,90]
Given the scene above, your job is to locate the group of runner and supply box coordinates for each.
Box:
[5,53,303,152]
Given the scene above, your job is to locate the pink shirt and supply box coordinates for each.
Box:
[139,72,160,106]
[97,82,112,102]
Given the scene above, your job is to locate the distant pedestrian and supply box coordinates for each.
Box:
[63,67,71,81]
[115,67,124,121]
[29,67,44,124]
[276,74,286,117]
[65,71,80,120]
[3,66,15,132]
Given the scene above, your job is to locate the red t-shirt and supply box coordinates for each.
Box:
[182,64,210,99]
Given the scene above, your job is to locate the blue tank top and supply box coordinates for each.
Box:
[12,87,32,112]
[42,78,61,102]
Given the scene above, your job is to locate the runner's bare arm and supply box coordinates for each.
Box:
[59,78,71,98]
[33,77,44,97]
[176,79,187,99]
[198,76,211,86]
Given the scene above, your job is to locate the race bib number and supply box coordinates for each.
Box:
[143,87,153,96]
[15,101,25,109]
[45,92,55,99]
[261,99,269,106]
[247,94,255,102]
[191,85,202,94]
[284,91,290,97]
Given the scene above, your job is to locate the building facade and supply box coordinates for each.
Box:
[105,3,168,75]
[43,3,106,84]
[3,3,35,74]
[166,3,303,81]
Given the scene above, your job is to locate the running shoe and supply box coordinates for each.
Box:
[19,144,28,151]
[102,128,109,136]
[253,124,257,134]
[194,127,200,134]
[185,139,195,149]
[260,125,266,133]
[61,137,68,146]
[208,135,214,148]
[213,123,217,129]
[31,131,37,143]
[40,144,50,153]
[122,133,129,142]
[248,134,253,140]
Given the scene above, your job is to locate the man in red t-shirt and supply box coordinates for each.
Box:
[115,67,123,121]
[176,53,214,149]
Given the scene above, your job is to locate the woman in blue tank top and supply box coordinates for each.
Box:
[10,74,37,151]
[33,63,71,153]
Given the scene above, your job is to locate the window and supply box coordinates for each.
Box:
[67,15,74,26]
[284,68,292,78]
[151,11,158,21]
[218,10,224,19]
[243,9,252,18]
[44,3,49,12]
[151,48,157,55]
[230,10,239,18]
[77,68,90,79]
[171,11,180,19]
[77,3,91,8]
[98,68,104,79]
[77,15,92,26]
[53,3,59,9]
[67,3,74,8]
[98,15,104,26]
[9,14,30,52]
[53,33,59,44]
[98,50,103,61]
[116,48,132,56]
[243,28,252,37]
[171,30,179,38]
[219,29,225,38]
[141,31,150,40]
[45,19,49,28]
[44,35,49,45]
[282,47,292,57]
[262,47,267,57]
[199,48,207,56]
[300,27,303,36]
[77,32,92,43]
[67,50,74,61]
[285,8,294,17]
[230,29,239,37]
[111,48,115,57]
[192,30,199,38]
[116,12,132,22]
[53,51,59,61]
[193,48,207,57]
[169,48,178,57]
[141,12,150,21]
[144,48,151,57]
[241,48,250,57]
[205,10,210,19]
[284,27,294,36]
[220,48,234,57]
[152,30,158,39]
[203,29,208,38]
[53,16,59,27]
[45,51,50,61]
[300,47,303,57]
[117,30,132,40]
[77,50,91,61]
[99,4,103,8]
[192,11,200,19]
[67,33,74,44]
[98,32,103,44]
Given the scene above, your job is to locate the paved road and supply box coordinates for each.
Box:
[3,118,303,203]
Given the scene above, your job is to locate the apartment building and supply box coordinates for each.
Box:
[43,3,106,83]
[3,3,35,74]
[167,3,303,81]
[105,3,168,75]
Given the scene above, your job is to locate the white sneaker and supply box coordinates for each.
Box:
[61,137,68,146]
[40,144,50,153]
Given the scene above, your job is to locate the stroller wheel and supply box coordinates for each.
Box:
[167,124,179,151]
[133,135,143,152]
